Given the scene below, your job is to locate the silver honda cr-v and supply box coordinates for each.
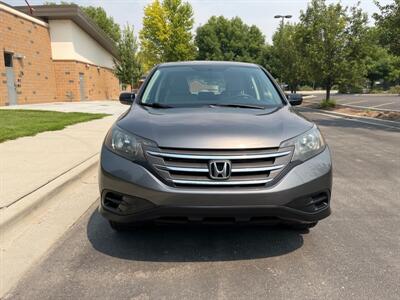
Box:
[99,61,332,230]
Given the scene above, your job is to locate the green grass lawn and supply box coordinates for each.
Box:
[0,109,109,143]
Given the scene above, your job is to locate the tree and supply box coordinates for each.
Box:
[113,25,142,89]
[366,47,400,88]
[44,2,121,43]
[271,23,308,92]
[258,45,274,74]
[195,16,266,64]
[139,0,196,70]
[81,6,121,43]
[299,0,369,100]
[373,0,400,56]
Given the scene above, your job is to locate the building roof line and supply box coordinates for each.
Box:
[0,1,48,27]
[15,4,119,59]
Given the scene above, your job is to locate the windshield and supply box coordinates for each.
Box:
[140,65,284,108]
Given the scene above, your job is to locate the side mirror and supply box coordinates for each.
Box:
[286,93,303,106]
[119,92,135,105]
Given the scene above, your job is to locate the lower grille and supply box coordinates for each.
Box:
[145,147,293,187]
[154,216,282,224]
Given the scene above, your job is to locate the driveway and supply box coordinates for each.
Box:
[5,109,400,300]
[310,94,400,112]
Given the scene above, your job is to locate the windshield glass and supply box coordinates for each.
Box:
[140,65,284,108]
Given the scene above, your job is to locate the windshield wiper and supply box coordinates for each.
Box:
[141,102,174,108]
[208,103,266,109]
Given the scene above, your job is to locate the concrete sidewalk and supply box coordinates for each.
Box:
[0,101,128,208]
[0,101,128,296]
[0,100,126,115]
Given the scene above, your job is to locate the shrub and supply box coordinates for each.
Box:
[299,85,314,91]
[388,85,400,94]
[369,88,384,94]
[320,99,336,109]
[338,84,363,94]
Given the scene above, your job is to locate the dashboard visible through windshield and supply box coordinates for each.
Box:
[140,65,284,108]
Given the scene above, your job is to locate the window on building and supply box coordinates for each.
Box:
[4,52,13,67]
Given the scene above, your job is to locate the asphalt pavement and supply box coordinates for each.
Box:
[5,109,400,300]
[310,93,400,112]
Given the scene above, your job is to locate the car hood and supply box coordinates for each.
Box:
[117,105,313,149]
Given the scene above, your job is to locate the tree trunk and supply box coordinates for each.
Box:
[326,84,331,101]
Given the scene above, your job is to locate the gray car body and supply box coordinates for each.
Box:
[99,61,332,225]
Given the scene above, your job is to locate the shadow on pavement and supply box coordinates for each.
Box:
[87,210,304,262]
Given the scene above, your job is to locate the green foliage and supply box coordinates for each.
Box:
[299,85,314,91]
[113,25,142,88]
[389,85,400,94]
[81,6,121,43]
[257,45,274,72]
[366,45,400,88]
[299,0,369,100]
[195,16,266,65]
[270,23,308,92]
[139,0,196,70]
[320,99,336,109]
[373,0,400,55]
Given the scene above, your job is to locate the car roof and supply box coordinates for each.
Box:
[157,61,259,68]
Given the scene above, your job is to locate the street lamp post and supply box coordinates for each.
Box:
[274,15,292,27]
[274,15,292,92]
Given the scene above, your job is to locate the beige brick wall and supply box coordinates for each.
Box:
[53,60,119,101]
[1,8,120,106]
[0,9,57,105]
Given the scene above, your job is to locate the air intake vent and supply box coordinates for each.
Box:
[103,192,123,210]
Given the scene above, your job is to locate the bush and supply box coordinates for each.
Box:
[388,85,400,94]
[299,85,314,91]
[338,84,363,94]
[320,99,336,109]
[370,88,385,94]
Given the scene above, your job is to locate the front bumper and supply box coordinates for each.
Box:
[99,147,332,224]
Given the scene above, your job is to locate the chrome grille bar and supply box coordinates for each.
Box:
[156,164,285,173]
[147,150,291,160]
[172,178,273,186]
[156,165,208,173]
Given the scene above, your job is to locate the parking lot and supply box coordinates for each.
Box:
[311,94,400,112]
[5,108,400,300]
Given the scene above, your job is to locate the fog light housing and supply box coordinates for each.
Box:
[102,191,155,215]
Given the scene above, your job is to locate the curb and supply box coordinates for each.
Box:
[0,154,99,235]
[320,110,400,125]
[352,93,399,97]
[299,106,400,129]
[302,101,400,123]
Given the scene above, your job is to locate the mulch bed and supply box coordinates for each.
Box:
[302,101,400,122]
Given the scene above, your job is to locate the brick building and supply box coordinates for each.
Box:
[0,3,120,106]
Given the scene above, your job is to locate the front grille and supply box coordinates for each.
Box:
[145,147,293,187]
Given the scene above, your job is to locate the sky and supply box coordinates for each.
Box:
[6,0,391,42]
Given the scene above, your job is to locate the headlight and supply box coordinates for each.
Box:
[104,125,156,161]
[280,125,325,162]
